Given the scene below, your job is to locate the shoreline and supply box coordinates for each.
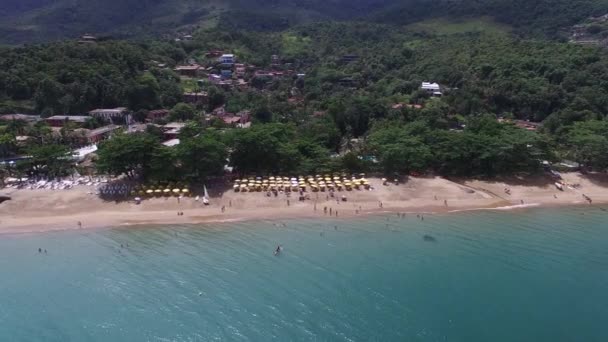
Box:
[2,173,607,235]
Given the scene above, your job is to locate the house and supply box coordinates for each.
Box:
[147,109,170,122]
[89,107,129,121]
[513,120,542,131]
[220,69,233,79]
[205,50,223,58]
[45,115,90,127]
[208,74,222,84]
[0,114,41,123]
[163,122,186,139]
[183,92,208,105]
[271,54,280,65]
[219,54,235,65]
[162,139,181,147]
[174,65,201,77]
[235,64,246,77]
[78,34,97,44]
[217,110,251,128]
[421,82,442,96]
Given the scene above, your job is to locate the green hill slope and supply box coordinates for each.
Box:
[1,0,607,44]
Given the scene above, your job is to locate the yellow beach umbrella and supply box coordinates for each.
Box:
[146,189,154,194]
[182,189,189,193]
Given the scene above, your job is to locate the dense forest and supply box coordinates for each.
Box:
[2,18,608,184]
[2,0,608,43]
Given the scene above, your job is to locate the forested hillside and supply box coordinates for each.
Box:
[3,21,608,177]
[1,0,608,44]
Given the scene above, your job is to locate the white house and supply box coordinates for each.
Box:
[219,54,235,65]
[89,107,128,120]
[421,82,442,96]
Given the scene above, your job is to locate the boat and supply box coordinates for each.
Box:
[203,185,210,205]
[554,182,564,191]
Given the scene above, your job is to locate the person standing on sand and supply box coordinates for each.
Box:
[324,206,327,215]
[379,201,383,208]
[221,206,225,213]
[335,210,338,217]
[77,221,82,229]
[287,199,290,206]
[444,199,448,207]
[329,208,332,215]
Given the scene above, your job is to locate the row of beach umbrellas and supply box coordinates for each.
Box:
[233,174,371,192]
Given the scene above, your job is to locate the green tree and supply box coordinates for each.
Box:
[26,144,73,178]
[229,124,301,174]
[96,133,161,179]
[565,120,608,170]
[170,103,196,121]
[176,135,228,183]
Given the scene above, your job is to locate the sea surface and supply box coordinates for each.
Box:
[1,207,607,341]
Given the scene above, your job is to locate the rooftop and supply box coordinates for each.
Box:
[0,114,41,121]
[46,115,89,122]
[162,139,181,147]
[89,107,127,114]
[88,125,119,137]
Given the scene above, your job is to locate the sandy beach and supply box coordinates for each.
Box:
[1,172,607,235]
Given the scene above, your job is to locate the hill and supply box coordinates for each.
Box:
[0,0,389,44]
[0,0,607,44]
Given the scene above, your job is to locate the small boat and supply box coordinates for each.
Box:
[554,182,564,191]
[203,185,210,205]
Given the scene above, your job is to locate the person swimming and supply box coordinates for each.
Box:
[274,245,282,255]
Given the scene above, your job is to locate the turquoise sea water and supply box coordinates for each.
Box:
[1,208,607,341]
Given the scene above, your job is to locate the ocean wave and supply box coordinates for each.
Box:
[449,203,541,213]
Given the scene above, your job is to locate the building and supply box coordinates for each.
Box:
[89,107,128,121]
[86,125,120,143]
[219,54,235,65]
[163,122,186,139]
[220,69,233,79]
[235,64,246,78]
[205,50,223,58]
[421,82,442,96]
[45,115,89,127]
[271,54,280,65]
[162,139,181,147]
[147,109,170,122]
[174,65,201,77]
[0,114,41,122]
[208,74,222,84]
[78,34,97,44]
[183,92,208,105]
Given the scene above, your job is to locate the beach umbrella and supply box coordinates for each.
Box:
[163,189,171,193]
[182,189,189,193]
[172,188,180,194]
[146,189,154,194]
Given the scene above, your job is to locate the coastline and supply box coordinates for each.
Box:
[1,173,607,235]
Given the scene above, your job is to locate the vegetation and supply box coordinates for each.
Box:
[2,13,608,182]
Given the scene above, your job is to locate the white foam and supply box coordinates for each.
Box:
[449,203,541,213]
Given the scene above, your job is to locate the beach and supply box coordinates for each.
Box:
[1,172,607,234]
